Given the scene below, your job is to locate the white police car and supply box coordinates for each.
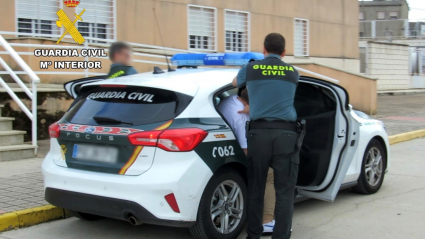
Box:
[42,53,389,239]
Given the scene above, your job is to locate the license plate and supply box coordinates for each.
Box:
[72,144,118,164]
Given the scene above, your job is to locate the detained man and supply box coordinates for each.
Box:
[218,89,277,235]
[217,88,250,155]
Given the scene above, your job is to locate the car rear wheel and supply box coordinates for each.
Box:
[190,167,247,239]
[352,139,386,194]
[70,210,102,221]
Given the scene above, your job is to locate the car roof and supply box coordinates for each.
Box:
[84,68,240,96]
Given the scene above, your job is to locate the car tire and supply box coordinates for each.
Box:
[352,139,387,194]
[190,167,247,239]
[70,210,102,221]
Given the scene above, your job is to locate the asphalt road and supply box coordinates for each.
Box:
[1,138,424,239]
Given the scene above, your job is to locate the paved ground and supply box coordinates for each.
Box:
[1,138,424,239]
[376,94,425,135]
[0,158,45,214]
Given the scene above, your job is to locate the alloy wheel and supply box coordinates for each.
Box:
[365,146,383,187]
[210,180,244,234]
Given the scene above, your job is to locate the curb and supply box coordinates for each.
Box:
[389,129,425,145]
[0,205,70,232]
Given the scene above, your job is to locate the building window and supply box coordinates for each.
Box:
[188,5,217,51]
[16,0,60,37]
[294,18,309,57]
[76,0,115,43]
[389,12,399,19]
[377,11,385,20]
[359,12,364,20]
[225,10,250,52]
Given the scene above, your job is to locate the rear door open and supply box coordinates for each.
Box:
[296,78,360,202]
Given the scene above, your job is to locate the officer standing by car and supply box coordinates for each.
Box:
[232,33,305,239]
[107,41,138,78]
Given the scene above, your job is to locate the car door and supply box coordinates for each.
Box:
[296,78,360,202]
[64,75,106,98]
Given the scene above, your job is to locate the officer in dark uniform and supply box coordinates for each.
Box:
[107,41,138,78]
[233,33,304,239]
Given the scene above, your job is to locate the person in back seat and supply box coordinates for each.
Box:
[217,88,250,155]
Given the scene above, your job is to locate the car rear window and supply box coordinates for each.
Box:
[64,86,192,126]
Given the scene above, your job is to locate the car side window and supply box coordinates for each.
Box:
[294,83,337,118]
[215,88,238,106]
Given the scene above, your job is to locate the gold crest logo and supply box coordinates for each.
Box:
[63,0,80,7]
[56,9,86,44]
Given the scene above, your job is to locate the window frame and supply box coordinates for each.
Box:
[187,4,217,52]
[224,9,251,52]
[376,11,386,20]
[294,18,309,57]
[15,0,61,37]
[75,0,116,43]
[389,11,399,20]
[359,12,364,20]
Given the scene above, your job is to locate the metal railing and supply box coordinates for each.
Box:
[359,19,425,40]
[0,34,40,153]
[0,31,343,152]
[0,31,196,78]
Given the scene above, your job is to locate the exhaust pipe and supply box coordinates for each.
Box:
[128,215,142,226]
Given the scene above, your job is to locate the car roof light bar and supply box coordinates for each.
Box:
[171,52,264,66]
[170,52,340,84]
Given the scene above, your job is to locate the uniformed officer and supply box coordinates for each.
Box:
[232,33,300,239]
[107,42,138,78]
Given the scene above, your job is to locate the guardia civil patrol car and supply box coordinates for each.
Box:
[42,52,389,239]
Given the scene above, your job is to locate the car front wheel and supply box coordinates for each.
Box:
[352,139,387,194]
[190,167,247,239]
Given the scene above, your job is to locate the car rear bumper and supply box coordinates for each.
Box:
[45,187,194,227]
[42,149,213,224]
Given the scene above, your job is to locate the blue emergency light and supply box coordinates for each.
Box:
[170,52,264,66]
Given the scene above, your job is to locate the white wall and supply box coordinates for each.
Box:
[366,42,410,90]
[286,57,360,73]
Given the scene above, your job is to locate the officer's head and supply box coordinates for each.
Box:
[109,42,133,66]
[263,33,286,58]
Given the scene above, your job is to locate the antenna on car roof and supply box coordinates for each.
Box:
[153,7,175,72]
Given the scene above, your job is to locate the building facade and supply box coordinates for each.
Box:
[0,0,361,79]
[359,0,409,38]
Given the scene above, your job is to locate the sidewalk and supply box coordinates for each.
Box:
[1,93,425,218]
[0,158,45,214]
[376,93,425,136]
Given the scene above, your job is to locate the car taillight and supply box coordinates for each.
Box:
[49,122,60,138]
[128,128,208,152]
[128,130,162,146]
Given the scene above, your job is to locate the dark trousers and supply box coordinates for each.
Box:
[246,128,299,239]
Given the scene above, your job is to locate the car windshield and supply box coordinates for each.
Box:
[64,86,180,126]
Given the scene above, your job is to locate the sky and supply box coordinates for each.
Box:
[360,0,425,20]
